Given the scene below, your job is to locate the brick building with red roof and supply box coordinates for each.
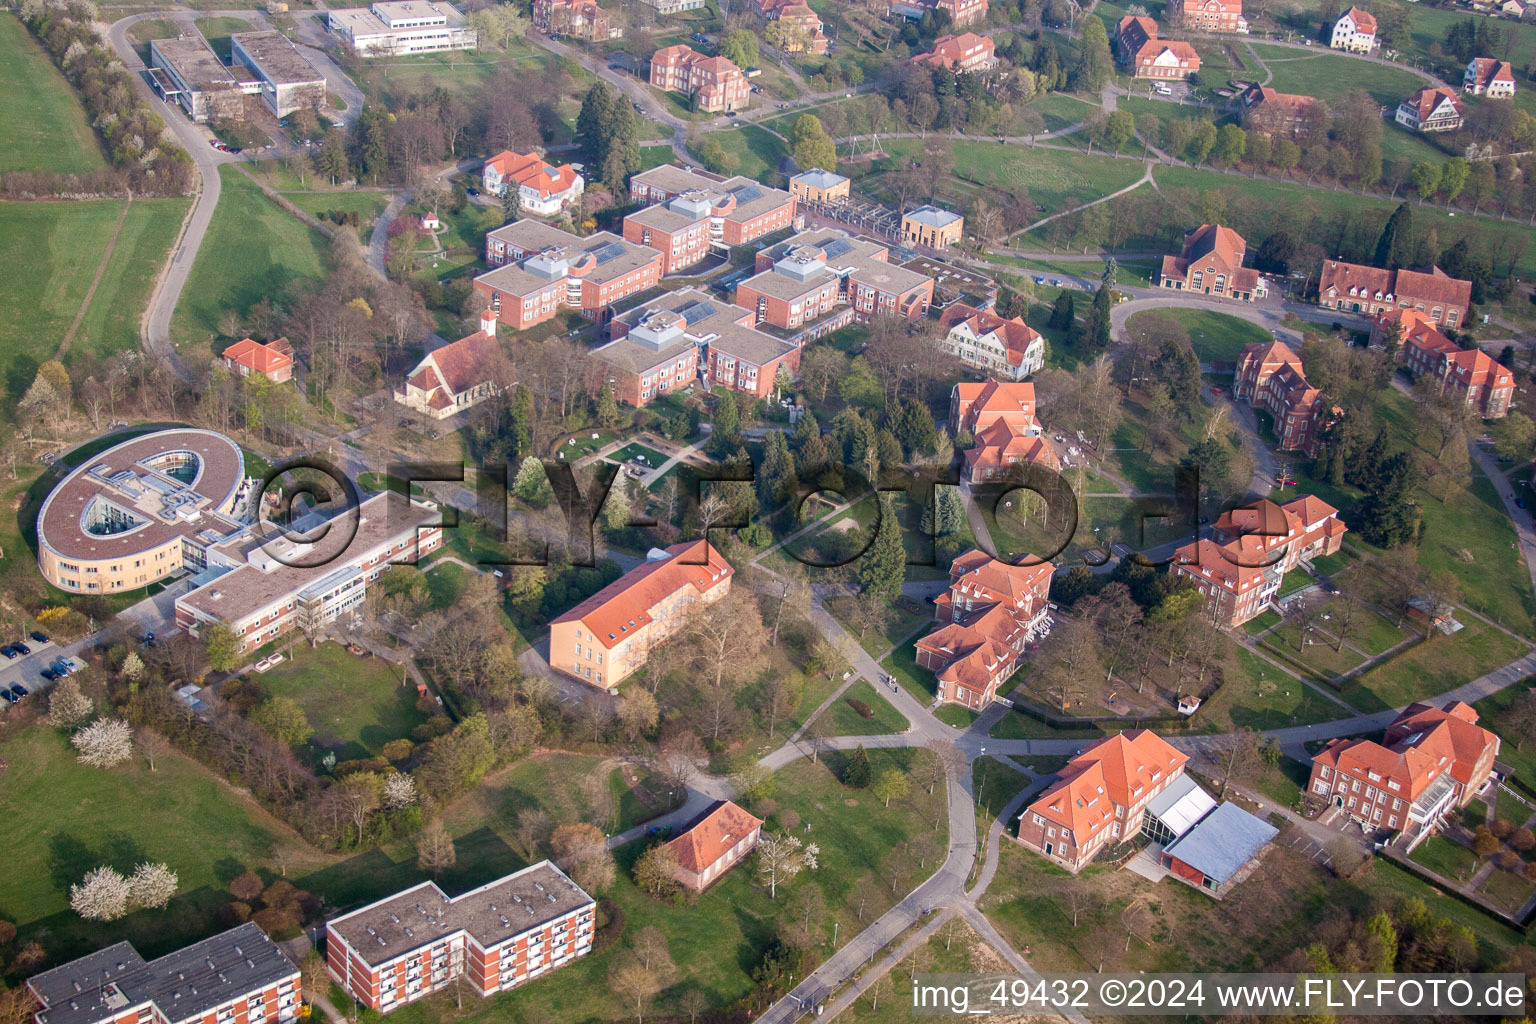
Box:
[1017,731,1189,871]
[1181,0,1245,32]
[887,0,989,26]
[477,220,664,329]
[1377,308,1512,417]
[667,801,764,890]
[755,0,829,53]
[1464,57,1516,98]
[1395,86,1465,132]
[1308,701,1498,845]
[549,540,732,689]
[1240,85,1322,138]
[222,337,294,383]
[1157,224,1265,300]
[1115,17,1200,79]
[911,32,997,72]
[649,45,751,112]
[1233,339,1329,454]
[950,379,1061,483]
[532,0,616,40]
[914,550,1053,709]
[1172,495,1346,627]
[1317,259,1472,327]
[394,312,509,419]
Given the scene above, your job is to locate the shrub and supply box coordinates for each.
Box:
[230,870,265,903]
[846,699,874,719]
[382,738,414,763]
[1496,850,1523,872]
[1472,826,1500,857]
[1512,828,1535,852]
[218,901,252,926]
[1492,818,1514,839]
[251,907,300,940]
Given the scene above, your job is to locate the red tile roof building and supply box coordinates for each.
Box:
[735,229,935,345]
[623,180,797,274]
[1157,224,1265,300]
[1240,84,1322,138]
[481,150,585,217]
[1330,6,1376,51]
[549,540,732,689]
[911,32,996,72]
[477,220,663,329]
[950,379,1061,484]
[915,550,1053,708]
[1116,17,1200,79]
[532,0,615,40]
[1395,86,1465,132]
[940,303,1045,379]
[1017,731,1189,871]
[598,288,800,406]
[887,0,989,26]
[1308,701,1498,846]
[394,312,508,419]
[326,863,594,1012]
[1172,495,1346,627]
[649,45,751,112]
[667,801,765,890]
[1465,57,1516,97]
[1317,259,1472,328]
[1181,0,1245,32]
[222,337,294,382]
[1233,339,1327,454]
[756,0,829,53]
[1381,310,1516,419]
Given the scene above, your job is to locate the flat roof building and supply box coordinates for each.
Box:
[477,221,663,329]
[1160,802,1277,897]
[147,35,258,122]
[230,31,326,116]
[327,1,476,55]
[901,205,964,248]
[789,169,850,205]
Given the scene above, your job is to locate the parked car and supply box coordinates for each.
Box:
[0,646,17,660]
[40,668,59,681]
[633,102,645,111]
[12,643,30,656]
[1517,497,1527,509]
[466,186,479,196]
[11,684,29,699]
[1,688,17,705]
[29,632,48,644]
[50,660,71,676]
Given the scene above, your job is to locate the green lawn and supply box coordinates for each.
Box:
[936,704,979,729]
[423,560,467,609]
[882,641,937,705]
[172,166,331,350]
[704,123,785,183]
[1340,618,1530,713]
[0,16,107,174]
[1031,91,1100,133]
[1415,474,1536,638]
[0,199,188,387]
[254,642,426,762]
[283,190,392,232]
[1410,835,1478,882]
[1193,641,1351,732]
[1262,624,1370,681]
[1126,307,1271,365]
[0,728,295,959]
[608,442,668,467]
[126,18,181,61]
[365,42,570,106]
[822,679,911,736]
[1247,44,1433,111]
[1354,607,1414,657]
[825,595,933,659]
[973,756,1033,825]
[1478,868,1535,915]
[1244,608,1283,634]
[1473,675,1536,792]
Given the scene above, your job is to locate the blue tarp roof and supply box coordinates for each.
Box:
[1162,802,1278,884]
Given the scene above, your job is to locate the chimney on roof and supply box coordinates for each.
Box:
[480,309,497,338]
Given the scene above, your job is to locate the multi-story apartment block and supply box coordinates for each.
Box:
[1385,310,1515,418]
[532,0,616,40]
[915,550,1053,708]
[911,32,997,72]
[940,303,1045,380]
[549,540,732,689]
[1181,0,1245,31]
[597,289,800,406]
[789,168,851,204]
[888,0,989,26]
[1317,259,1472,327]
[395,312,508,419]
[1116,16,1201,78]
[1395,86,1465,132]
[325,863,595,1013]
[1172,495,1345,627]
[1157,223,1266,300]
[667,801,765,890]
[649,45,751,112]
[1309,701,1498,848]
[1465,57,1516,96]
[1017,731,1189,871]
[481,151,584,216]
[735,229,935,344]
[1240,85,1322,138]
[1330,6,1376,51]
[476,220,663,328]
[622,182,796,273]
[1233,340,1327,454]
[175,490,442,651]
[950,379,1059,483]
[28,924,300,1024]
[327,1,477,55]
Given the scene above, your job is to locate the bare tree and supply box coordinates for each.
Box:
[632,925,672,974]
[653,730,705,794]
[1211,728,1266,797]
[1057,878,1097,928]
[138,728,172,772]
[608,954,660,1024]
[758,674,799,739]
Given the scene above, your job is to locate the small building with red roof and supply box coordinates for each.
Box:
[482,150,585,217]
[1182,0,1245,32]
[915,550,1053,708]
[756,0,829,53]
[1115,17,1200,79]
[950,379,1058,483]
[1465,57,1516,97]
[221,337,294,383]
[667,801,764,890]
[549,540,732,689]
[1240,84,1322,138]
[940,303,1045,380]
[1308,701,1499,847]
[1017,730,1189,871]
[532,0,616,41]
[1157,224,1265,301]
[1395,86,1465,132]
[394,312,509,420]
[1330,6,1376,51]
[911,32,996,72]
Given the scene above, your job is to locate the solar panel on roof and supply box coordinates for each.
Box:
[675,300,717,324]
[821,238,853,259]
[730,185,763,204]
[589,241,630,265]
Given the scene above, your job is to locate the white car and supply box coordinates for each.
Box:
[1154,84,1173,95]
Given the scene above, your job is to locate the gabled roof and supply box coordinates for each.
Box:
[1320,260,1472,309]
[551,540,732,643]
[953,379,1037,423]
[423,329,502,396]
[1280,493,1339,530]
[1117,14,1158,43]
[1027,731,1188,836]
[965,420,1059,472]
[222,337,294,375]
[1467,57,1515,89]
[1137,40,1201,65]
[1340,5,1376,31]
[668,801,763,873]
[1401,86,1464,122]
[1182,223,1247,266]
[941,302,1043,368]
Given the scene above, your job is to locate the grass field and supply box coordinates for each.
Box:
[126,18,181,62]
[1125,307,1271,365]
[0,16,107,174]
[704,123,785,183]
[1247,44,1429,110]
[822,679,911,736]
[1194,641,1351,732]
[193,16,251,61]
[1478,867,1535,915]
[1414,473,1536,638]
[1339,618,1529,712]
[283,190,392,233]
[171,166,330,349]
[0,199,188,391]
[1473,675,1536,792]
[254,642,426,762]
[1410,835,1478,882]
